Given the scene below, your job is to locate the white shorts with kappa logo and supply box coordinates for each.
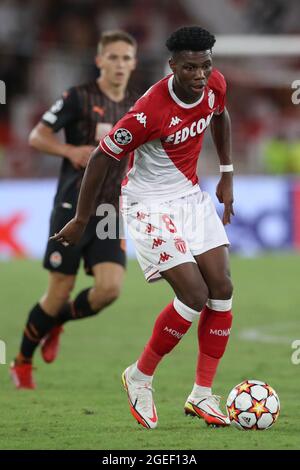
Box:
[122,190,229,282]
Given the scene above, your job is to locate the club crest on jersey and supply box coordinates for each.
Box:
[114,128,132,145]
[174,237,186,254]
[49,251,62,268]
[208,90,215,109]
[165,111,214,145]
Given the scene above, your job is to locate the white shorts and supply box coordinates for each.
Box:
[122,190,229,282]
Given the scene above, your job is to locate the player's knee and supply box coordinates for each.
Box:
[210,277,233,300]
[55,285,74,304]
[91,284,121,311]
[100,284,121,305]
[47,276,75,304]
[181,286,209,312]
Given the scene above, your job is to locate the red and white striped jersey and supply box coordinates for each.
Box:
[99,68,226,202]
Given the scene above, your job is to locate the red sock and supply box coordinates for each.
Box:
[196,305,232,387]
[137,302,192,376]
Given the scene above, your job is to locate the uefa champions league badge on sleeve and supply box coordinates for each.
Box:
[114,128,132,145]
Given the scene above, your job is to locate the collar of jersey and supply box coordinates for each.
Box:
[168,75,205,109]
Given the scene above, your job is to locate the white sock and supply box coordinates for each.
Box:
[130,362,153,382]
[191,383,212,398]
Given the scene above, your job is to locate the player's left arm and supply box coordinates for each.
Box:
[210,107,234,225]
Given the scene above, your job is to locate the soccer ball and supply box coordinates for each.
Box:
[226,380,280,430]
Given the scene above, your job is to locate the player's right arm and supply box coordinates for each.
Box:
[29,88,95,169]
[50,148,111,245]
[51,92,160,245]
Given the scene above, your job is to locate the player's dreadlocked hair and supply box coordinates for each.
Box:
[166,26,216,55]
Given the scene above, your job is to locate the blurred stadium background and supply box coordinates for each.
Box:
[1,0,300,257]
[1,0,300,450]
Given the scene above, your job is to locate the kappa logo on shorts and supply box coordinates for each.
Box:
[174,237,187,254]
[136,211,149,221]
[49,251,62,268]
[145,223,156,234]
[152,237,166,249]
[158,252,173,264]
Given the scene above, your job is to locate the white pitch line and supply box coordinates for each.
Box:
[239,328,293,345]
[238,321,300,345]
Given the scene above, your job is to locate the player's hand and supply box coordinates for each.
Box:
[49,217,87,246]
[216,173,234,225]
[65,145,96,170]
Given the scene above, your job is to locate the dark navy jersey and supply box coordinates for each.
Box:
[42,82,138,211]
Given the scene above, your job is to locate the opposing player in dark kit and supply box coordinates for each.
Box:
[10,30,138,389]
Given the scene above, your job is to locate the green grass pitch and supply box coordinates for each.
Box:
[0,255,299,450]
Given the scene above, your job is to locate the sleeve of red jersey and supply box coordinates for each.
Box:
[98,95,159,161]
[212,70,227,115]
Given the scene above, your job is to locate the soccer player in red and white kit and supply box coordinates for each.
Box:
[52,26,234,429]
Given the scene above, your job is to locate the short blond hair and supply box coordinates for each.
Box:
[97,30,137,55]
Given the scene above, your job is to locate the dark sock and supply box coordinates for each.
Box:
[18,303,57,361]
[57,288,97,324]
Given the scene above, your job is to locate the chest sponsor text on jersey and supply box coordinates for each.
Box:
[164,111,214,145]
